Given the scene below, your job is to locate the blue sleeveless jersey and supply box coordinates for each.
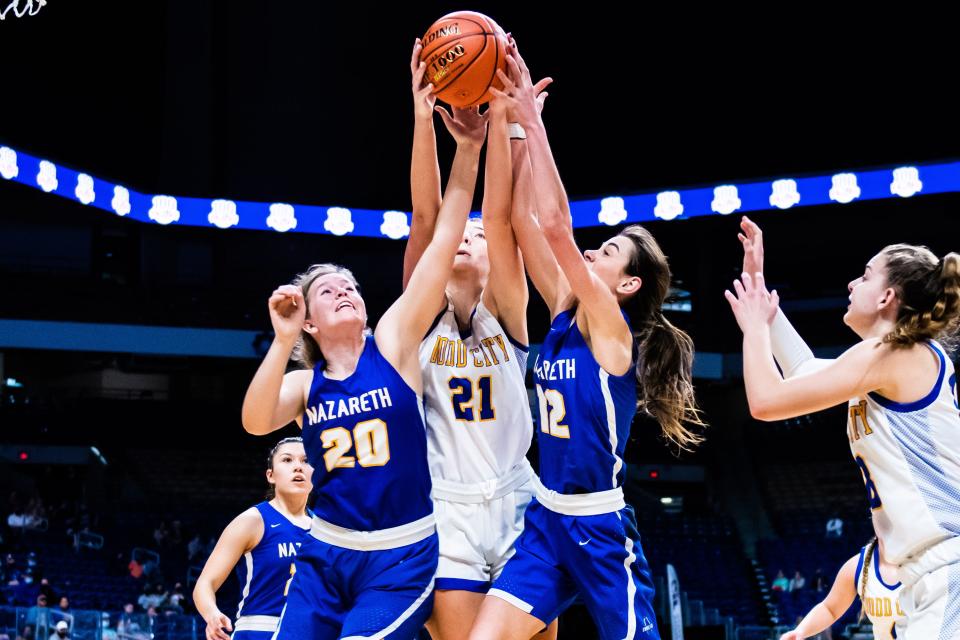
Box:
[234,502,311,618]
[533,309,637,494]
[302,335,433,531]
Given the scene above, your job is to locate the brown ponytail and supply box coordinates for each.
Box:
[620,226,706,452]
[880,246,960,351]
[858,536,879,621]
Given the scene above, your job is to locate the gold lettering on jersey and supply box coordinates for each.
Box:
[848,400,874,442]
[481,338,501,365]
[428,333,513,369]
[863,595,900,618]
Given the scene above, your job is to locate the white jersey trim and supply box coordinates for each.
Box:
[234,615,279,633]
[487,588,534,614]
[599,369,623,489]
[431,459,533,503]
[867,341,946,413]
[308,513,435,551]
[236,550,253,616]
[623,533,637,640]
[532,474,625,516]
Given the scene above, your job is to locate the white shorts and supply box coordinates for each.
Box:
[431,461,534,593]
[897,537,960,639]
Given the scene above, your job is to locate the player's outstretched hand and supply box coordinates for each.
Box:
[435,105,488,149]
[489,38,551,128]
[739,215,765,279]
[725,272,779,334]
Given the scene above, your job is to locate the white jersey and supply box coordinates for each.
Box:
[847,340,960,564]
[855,544,904,640]
[419,298,533,483]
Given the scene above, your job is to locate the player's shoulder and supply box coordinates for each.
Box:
[285,368,314,385]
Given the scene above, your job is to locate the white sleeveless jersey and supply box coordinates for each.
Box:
[855,544,904,640]
[847,340,960,564]
[419,299,533,483]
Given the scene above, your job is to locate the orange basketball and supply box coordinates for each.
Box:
[419,11,507,108]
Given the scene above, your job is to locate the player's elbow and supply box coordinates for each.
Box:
[540,210,571,241]
[748,399,780,422]
[240,407,271,435]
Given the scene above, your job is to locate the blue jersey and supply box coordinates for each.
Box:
[234,502,311,619]
[302,335,433,531]
[533,309,637,494]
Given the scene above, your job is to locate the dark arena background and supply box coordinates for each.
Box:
[1,3,957,640]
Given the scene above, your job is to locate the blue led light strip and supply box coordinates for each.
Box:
[1,143,957,239]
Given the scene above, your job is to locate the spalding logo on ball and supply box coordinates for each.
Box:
[419,11,508,108]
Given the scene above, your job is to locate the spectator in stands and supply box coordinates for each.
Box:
[52,597,72,628]
[825,516,843,538]
[136,584,167,611]
[47,621,68,640]
[165,583,185,614]
[100,612,117,640]
[771,570,790,592]
[37,578,55,602]
[26,594,51,638]
[117,604,136,632]
[16,624,33,640]
[117,603,149,640]
[789,570,806,592]
[187,534,203,562]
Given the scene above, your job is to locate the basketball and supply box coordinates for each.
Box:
[419,11,507,108]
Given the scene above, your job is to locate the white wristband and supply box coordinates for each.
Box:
[508,123,527,140]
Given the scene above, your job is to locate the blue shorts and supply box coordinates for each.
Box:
[489,499,659,640]
[273,532,438,640]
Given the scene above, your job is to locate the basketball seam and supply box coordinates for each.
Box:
[466,34,501,107]
[435,34,491,97]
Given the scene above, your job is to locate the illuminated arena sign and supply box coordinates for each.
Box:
[1,143,956,239]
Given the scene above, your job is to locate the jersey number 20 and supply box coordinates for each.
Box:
[321,419,390,472]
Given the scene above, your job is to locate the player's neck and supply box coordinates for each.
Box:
[446,277,483,330]
[318,332,365,379]
[855,317,896,342]
[269,495,308,521]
